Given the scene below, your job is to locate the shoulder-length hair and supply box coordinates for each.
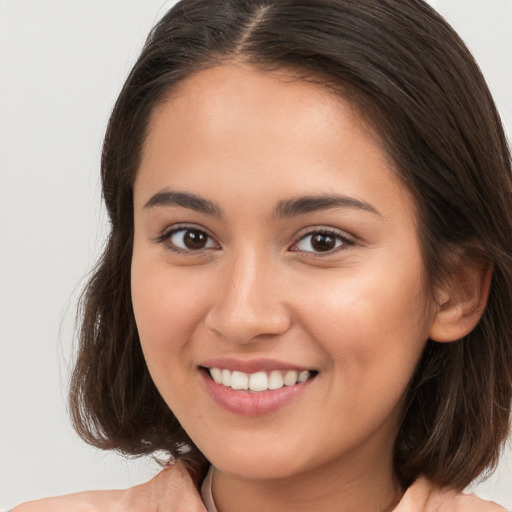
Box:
[70,0,512,489]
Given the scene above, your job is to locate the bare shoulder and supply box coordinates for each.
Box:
[396,476,509,512]
[10,489,123,512]
[457,491,509,512]
[10,460,206,512]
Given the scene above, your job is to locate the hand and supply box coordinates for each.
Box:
[11,460,207,512]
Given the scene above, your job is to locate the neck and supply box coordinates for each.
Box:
[211,447,402,512]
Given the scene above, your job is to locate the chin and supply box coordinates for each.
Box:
[202,441,313,480]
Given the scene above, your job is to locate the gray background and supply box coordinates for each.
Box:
[1,0,511,509]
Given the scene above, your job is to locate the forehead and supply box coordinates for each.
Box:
[161,64,355,125]
[135,64,413,221]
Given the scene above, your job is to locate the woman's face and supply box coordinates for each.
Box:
[131,64,437,482]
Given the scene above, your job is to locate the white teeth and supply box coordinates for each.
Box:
[210,367,223,384]
[284,370,298,386]
[208,368,312,392]
[249,371,268,392]
[268,370,284,390]
[297,370,309,383]
[231,371,249,390]
[221,369,231,387]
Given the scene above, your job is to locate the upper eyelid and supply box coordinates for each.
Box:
[158,227,221,255]
[157,223,216,242]
[154,223,354,250]
[292,226,355,243]
[289,227,355,254]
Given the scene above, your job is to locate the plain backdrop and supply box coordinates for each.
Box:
[1,0,511,509]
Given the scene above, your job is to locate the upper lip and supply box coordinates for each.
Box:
[200,358,314,374]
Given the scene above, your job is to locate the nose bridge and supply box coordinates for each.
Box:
[206,246,290,343]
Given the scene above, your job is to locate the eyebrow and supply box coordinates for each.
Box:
[274,194,380,218]
[144,190,223,217]
[143,189,379,218]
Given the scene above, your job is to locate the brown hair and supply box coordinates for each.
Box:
[70,0,512,489]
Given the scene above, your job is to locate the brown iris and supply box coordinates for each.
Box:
[183,230,208,250]
[311,233,337,252]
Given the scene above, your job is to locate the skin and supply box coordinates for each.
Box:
[11,460,206,512]
[130,63,440,512]
[13,64,490,512]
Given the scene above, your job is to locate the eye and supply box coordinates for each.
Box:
[291,230,352,254]
[163,228,218,252]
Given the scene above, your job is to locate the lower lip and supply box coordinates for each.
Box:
[201,370,314,416]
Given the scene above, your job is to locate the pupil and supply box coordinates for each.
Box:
[312,233,335,252]
[184,230,207,249]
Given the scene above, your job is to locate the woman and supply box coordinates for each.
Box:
[12,0,512,510]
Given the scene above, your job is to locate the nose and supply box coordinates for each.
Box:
[204,250,292,344]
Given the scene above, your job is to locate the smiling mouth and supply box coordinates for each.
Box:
[204,367,317,392]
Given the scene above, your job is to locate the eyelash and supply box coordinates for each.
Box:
[156,225,219,254]
[156,225,354,256]
[289,229,354,255]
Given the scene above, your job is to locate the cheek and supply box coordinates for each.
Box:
[131,252,208,365]
[297,259,430,384]
[130,260,212,419]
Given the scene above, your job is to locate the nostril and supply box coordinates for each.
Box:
[204,312,292,344]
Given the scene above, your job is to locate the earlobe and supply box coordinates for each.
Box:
[429,261,493,343]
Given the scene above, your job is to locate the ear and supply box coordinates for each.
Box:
[429,259,493,343]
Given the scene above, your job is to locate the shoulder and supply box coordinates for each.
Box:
[7,460,205,512]
[395,477,508,512]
